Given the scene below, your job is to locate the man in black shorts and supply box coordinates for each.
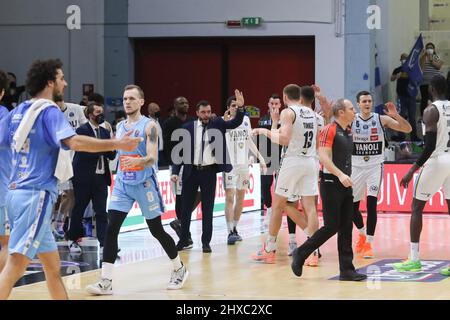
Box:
[291,99,367,281]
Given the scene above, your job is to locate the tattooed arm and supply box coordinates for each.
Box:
[120,121,157,170]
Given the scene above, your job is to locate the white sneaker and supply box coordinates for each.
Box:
[167,265,189,290]
[288,241,297,256]
[86,278,113,295]
[68,241,82,253]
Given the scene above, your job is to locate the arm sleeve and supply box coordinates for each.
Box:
[415,131,437,167]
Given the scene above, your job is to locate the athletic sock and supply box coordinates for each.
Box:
[171,255,183,270]
[289,234,296,243]
[101,262,114,280]
[410,242,420,261]
[358,227,366,236]
[266,235,277,252]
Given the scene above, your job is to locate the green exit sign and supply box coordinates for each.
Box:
[241,17,263,27]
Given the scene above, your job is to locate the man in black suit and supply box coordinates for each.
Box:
[67,102,116,253]
[171,90,246,253]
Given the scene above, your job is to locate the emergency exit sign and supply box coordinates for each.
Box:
[241,17,262,26]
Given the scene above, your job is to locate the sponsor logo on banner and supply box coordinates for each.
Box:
[316,164,449,213]
[329,259,450,283]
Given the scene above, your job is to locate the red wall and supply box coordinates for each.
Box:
[134,37,315,124]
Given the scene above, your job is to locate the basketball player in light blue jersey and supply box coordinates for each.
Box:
[0,59,141,300]
[0,70,11,272]
[86,85,188,296]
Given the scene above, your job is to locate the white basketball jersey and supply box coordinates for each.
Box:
[225,115,252,168]
[284,105,317,159]
[64,103,87,130]
[430,100,450,158]
[351,113,385,167]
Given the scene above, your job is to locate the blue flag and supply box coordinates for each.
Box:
[402,34,424,97]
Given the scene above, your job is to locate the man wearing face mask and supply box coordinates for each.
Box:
[419,42,444,116]
[391,53,419,141]
[67,102,116,253]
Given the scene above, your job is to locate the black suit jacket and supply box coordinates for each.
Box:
[72,122,116,186]
[172,109,245,181]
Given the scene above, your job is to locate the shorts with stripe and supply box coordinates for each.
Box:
[108,174,165,220]
[351,163,384,202]
[0,206,8,236]
[6,189,57,259]
[413,153,450,201]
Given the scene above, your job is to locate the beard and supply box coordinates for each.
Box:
[177,107,188,115]
[53,87,64,102]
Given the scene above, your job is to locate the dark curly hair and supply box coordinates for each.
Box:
[0,69,9,93]
[26,59,63,97]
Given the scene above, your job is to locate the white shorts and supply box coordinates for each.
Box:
[223,167,250,190]
[275,156,319,198]
[351,163,383,202]
[413,153,450,201]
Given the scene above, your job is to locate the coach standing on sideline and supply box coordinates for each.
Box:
[291,99,367,281]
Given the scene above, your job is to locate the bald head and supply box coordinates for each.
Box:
[148,102,160,118]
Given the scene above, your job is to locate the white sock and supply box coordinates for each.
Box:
[171,255,183,270]
[227,222,234,233]
[101,262,114,280]
[265,235,277,252]
[358,227,366,236]
[410,242,420,261]
[267,207,272,216]
[289,234,296,243]
[233,220,239,229]
[367,235,374,244]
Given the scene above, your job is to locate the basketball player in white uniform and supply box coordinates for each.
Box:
[223,96,267,245]
[396,75,450,275]
[54,98,88,239]
[251,84,319,264]
[352,91,411,258]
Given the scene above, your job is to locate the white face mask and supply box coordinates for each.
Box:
[427,48,434,55]
[401,59,406,64]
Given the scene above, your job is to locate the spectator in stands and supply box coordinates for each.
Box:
[391,53,419,141]
[419,42,444,116]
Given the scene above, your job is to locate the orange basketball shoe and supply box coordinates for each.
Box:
[362,242,374,259]
[355,234,367,254]
[251,244,276,264]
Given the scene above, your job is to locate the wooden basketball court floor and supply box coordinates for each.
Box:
[8,211,450,300]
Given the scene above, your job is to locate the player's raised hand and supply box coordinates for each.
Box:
[384,102,399,118]
[234,89,245,107]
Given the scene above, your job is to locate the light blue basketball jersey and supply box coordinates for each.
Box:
[0,105,10,207]
[116,116,155,185]
[5,101,75,198]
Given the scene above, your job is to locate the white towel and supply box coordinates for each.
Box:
[13,98,74,183]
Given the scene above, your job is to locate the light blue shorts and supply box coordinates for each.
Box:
[6,189,57,259]
[0,206,7,236]
[108,175,164,220]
